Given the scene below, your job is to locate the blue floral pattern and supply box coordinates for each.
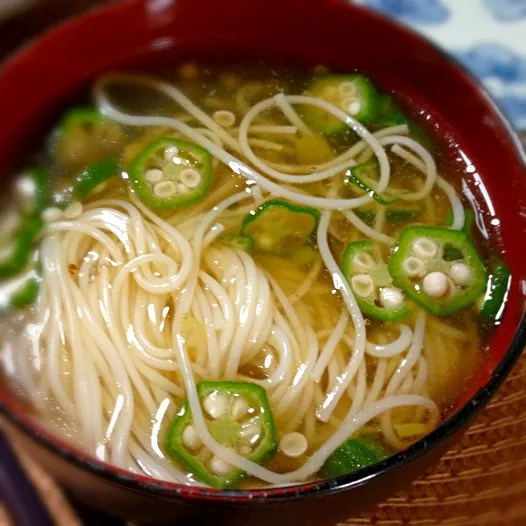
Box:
[483,0,526,22]
[354,0,526,129]
[499,95,526,127]
[455,43,526,82]
[364,0,450,24]
[455,43,526,128]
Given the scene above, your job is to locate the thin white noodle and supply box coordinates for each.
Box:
[313,191,367,423]
[261,327,292,386]
[366,325,413,358]
[315,333,364,422]
[273,93,312,136]
[310,309,349,382]
[381,311,428,449]
[343,210,395,245]
[364,359,388,408]
[348,360,367,416]
[379,136,437,201]
[390,144,465,230]
[249,138,284,152]
[386,311,427,396]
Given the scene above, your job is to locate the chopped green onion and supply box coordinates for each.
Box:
[241,200,319,254]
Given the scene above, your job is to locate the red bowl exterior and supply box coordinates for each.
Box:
[0,0,525,523]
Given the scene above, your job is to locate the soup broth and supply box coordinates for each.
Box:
[0,63,508,489]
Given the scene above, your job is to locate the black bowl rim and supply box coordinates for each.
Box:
[0,0,525,506]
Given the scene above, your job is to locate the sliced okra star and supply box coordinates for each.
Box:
[347,161,398,205]
[373,95,407,129]
[55,107,124,167]
[165,381,277,489]
[129,138,212,209]
[0,218,44,278]
[355,207,421,225]
[341,240,411,322]
[321,435,389,478]
[477,257,511,325]
[304,74,379,133]
[446,208,475,235]
[241,200,319,254]
[388,226,488,316]
[60,107,105,132]
[72,158,120,201]
[220,233,254,252]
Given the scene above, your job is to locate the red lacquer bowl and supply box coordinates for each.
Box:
[0,0,525,524]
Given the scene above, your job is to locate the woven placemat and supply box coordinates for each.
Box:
[347,351,526,526]
[0,3,525,525]
[1,351,524,526]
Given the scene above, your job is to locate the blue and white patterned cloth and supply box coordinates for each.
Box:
[352,0,526,129]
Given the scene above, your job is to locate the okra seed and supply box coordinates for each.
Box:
[203,392,229,419]
[180,168,202,189]
[402,256,426,278]
[341,97,361,116]
[239,418,261,443]
[352,252,375,273]
[231,398,249,420]
[379,287,405,309]
[42,207,63,223]
[323,85,338,98]
[144,168,164,183]
[153,181,177,199]
[351,274,375,298]
[449,262,472,286]
[64,202,83,219]
[210,456,234,476]
[279,432,308,458]
[338,81,357,97]
[164,146,179,161]
[213,110,236,128]
[422,271,449,298]
[182,425,201,450]
[412,237,438,259]
[239,445,252,456]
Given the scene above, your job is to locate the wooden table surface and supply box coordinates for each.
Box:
[0,2,525,525]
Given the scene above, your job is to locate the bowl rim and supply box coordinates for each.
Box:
[0,0,525,505]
